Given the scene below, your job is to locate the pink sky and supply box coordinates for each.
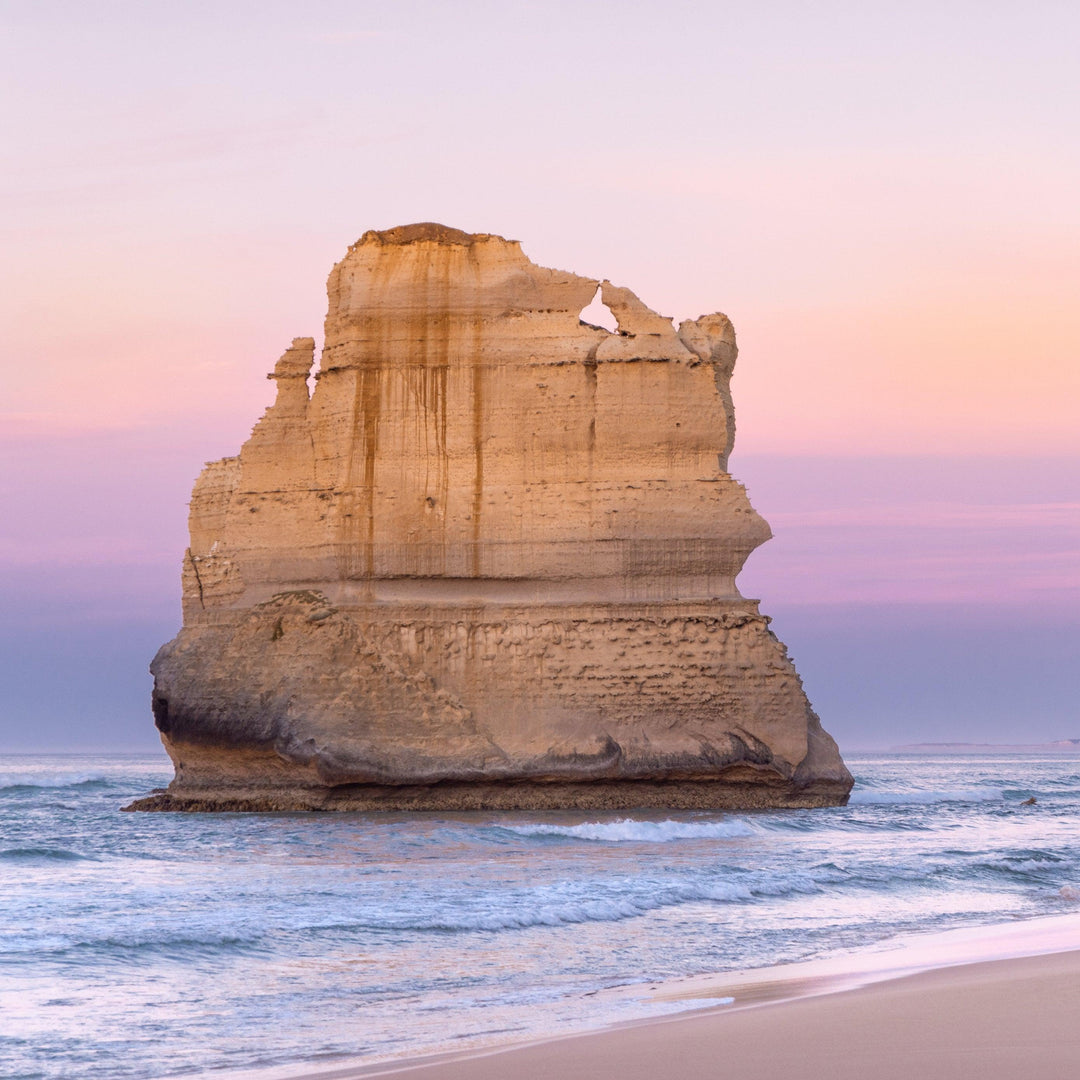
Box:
[1,2,1077,747]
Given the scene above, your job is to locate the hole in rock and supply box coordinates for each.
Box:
[579,286,618,332]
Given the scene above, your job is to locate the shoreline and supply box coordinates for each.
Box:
[195,910,1080,1080]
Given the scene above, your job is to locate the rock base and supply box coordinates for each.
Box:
[125,777,850,813]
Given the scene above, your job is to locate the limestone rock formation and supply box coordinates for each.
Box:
[129,223,852,812]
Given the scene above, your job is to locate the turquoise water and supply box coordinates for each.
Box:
[2,752,1078,1079]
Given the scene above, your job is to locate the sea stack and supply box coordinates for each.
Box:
[131,224,852,812]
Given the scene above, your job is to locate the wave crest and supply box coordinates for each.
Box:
[0,773,110,792]
[0,847,95,862]
[502,818,756,843]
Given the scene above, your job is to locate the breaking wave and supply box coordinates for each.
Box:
[0,773,111,793]
[502,818,756,843]
[349,874,819,933]
[0,847,96,862]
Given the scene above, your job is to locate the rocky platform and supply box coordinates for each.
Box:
[128,223,852,812]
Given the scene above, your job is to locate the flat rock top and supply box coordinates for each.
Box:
[358,222,510,247]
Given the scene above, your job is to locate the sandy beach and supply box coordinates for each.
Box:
[295,949,1080,1080]
[218,915,1080,1080]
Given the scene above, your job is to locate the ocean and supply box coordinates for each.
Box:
[2,751,1078,1080]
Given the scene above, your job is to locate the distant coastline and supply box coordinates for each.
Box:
[891,739,1080,754]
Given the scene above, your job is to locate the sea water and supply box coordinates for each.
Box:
[2,752,1078,1080]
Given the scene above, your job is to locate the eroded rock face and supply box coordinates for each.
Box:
[130,224,852,811]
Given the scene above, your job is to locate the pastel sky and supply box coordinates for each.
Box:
[1,1,1077,750]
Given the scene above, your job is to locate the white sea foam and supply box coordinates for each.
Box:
[504,818,756,843]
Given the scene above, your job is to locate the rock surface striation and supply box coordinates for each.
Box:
[130,224,852,811]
